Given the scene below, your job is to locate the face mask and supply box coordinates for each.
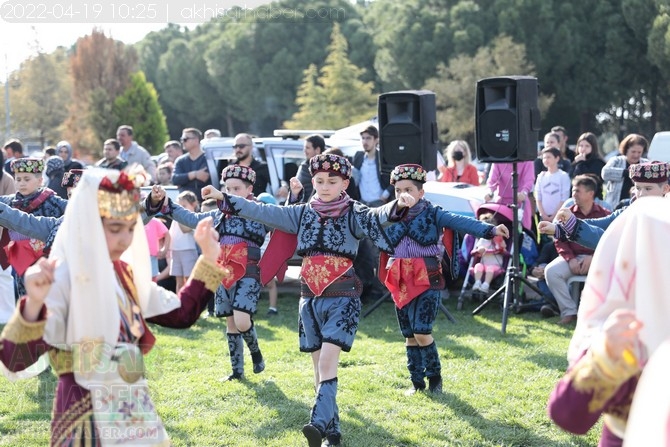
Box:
[452,151,464,161]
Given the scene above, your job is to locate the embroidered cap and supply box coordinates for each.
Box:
[62,169,85,188]
[629,161,669,184]
[97,171,143,220]
[309,154,351,179]
[390,164,427,185]
[11,157,44,174]
[221,164,256,185]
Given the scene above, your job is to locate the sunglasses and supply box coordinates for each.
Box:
[232,144,249,149]
[180,137,194,142]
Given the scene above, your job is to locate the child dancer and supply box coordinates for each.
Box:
[190,154,413,447]
[148,165,268,380]
[380,164,509,395]
[0,168,228,445]
[0,158,67,297]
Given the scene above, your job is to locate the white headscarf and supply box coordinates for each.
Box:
[567,197,670,366]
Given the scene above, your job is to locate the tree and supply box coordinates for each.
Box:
[424,35,553,146]
[8,49,70,146]
[111,71,168,154]
[283,64,327,129]
[286,23,375,129]
[66,29,138,154]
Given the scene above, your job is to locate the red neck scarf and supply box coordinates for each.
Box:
[309,192,352,218]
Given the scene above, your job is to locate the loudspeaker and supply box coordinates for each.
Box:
[475,76,540,162]
[378,90,438,172]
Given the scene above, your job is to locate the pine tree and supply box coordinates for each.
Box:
[285,24,376,130]
[283,64,326,129]
[111,71,168,154]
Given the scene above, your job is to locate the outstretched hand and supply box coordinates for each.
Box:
[289,177,303,197]
[555,208,573,224]
[150,185,166,207]
[494,224,509,239]
[23,258,57,321]
[602,309,644,366]
[193,217,220,263]
[201,185,224,201]
[538,221,556,235]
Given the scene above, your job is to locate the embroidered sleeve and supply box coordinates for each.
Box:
[191,256,229,293]
[1,299,47,344]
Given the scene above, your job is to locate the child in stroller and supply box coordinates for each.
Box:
[469,212,507,294]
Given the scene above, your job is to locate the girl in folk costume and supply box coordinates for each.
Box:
[0,158,67,297]
[548,197,670,447]
[0,168,228,446]
[147,165,268,380]
[197,154,408,447]
[379,164,509,395]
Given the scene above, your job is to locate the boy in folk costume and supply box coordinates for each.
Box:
[197,154,409,447]
[379,164,509,395]
[0,168,229,446]
[0,158,67,297]
[147,165,268,380]
[0,169,85,256]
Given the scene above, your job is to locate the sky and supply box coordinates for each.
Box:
[0,23,167,74]
[0,0,275,74]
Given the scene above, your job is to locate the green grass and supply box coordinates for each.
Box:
[0,293,600,446]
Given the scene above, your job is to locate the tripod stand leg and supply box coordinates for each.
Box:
[362,291,391,318]
[471,284,504,315]
[439,302,457,324]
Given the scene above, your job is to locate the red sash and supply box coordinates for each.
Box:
[217,242,248,289]
[384,258,431,309]
[5,239,45,276]
[301,256,353,296]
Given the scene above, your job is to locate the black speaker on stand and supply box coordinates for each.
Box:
[471,76,544,334]
[378,90,438,176]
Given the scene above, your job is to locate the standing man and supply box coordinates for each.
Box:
[172,128,210,202]
[551,125,575,162]
[233,133,270,196]
[351,125,392,302]
[352,125,393,206]
[94,139,128,171]
[116,124,156,181]
[3,139,24,175]
[294,134,325,200]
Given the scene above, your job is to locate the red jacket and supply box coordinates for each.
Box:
[439,163,480,185]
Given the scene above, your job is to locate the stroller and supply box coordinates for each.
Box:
[456,202,536,310]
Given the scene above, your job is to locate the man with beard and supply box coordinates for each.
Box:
[232,133,269,197]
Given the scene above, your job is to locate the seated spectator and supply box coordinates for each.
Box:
[602,133,648,208]
[439,140,479,185]
[469,212,507,294]
[156,162,174,186]
[544,175,610,324]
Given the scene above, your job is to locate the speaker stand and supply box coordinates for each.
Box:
[470,162,544,334]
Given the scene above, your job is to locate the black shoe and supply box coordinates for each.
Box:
[322,433,341,446]
[540,304,559,318]
[222,372,244,382]
[253,360,265,374]
[404,381,426,396]
[428,376,443,393]
[302,424,323,447]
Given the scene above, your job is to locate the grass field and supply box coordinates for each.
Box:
[0,292,601,446]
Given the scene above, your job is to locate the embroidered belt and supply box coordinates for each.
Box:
[217,243,260,289]
[301,255,353,296]
[384,256,444,309]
